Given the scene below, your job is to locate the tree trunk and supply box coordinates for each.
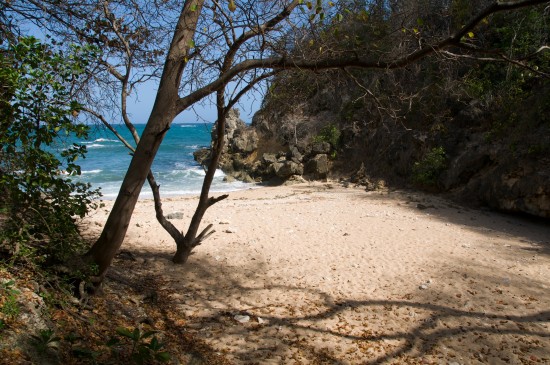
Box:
[85,0,204,277]
[172,88,229,263]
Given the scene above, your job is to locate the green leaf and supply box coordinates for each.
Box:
[467,31,474,38]
[116,327,134,339]
[132,328,140,341]
[155,352,171,362]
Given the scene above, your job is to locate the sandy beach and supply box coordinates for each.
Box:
[83,182,550,364]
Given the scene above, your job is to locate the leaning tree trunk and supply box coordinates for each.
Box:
[85,0,204,278]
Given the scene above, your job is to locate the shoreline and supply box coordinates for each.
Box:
[83,181,550,364]
[94,180,261,201]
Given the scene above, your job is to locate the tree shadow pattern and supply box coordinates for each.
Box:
[110,248,550,365]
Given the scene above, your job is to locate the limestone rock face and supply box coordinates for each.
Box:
[231,129,258,153]
[262,153,278,165]
[450,156,550,218]
[211,108,247,152]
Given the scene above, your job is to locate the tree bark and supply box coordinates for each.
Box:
[172,88,229,264]
[85,0,204,277]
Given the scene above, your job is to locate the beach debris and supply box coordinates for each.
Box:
[166,212,184,220]
[234,314,250,323]
[219,220,230,225]
[419,279,432,290]
[224,228,237,233]
[257,317,267,324]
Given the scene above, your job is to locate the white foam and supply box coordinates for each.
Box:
[85,143,105,148]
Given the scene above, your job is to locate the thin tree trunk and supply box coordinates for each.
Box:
[85,0,204,278]
[173,88,229,263]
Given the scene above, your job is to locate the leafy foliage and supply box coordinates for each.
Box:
[412,147,447,187]
[29,328,61,354]
[0,37,101,264]
[106,327,170,364]
[0,280,20,320]
[313,124,341,158]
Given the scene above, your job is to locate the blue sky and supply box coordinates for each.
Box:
[126,83,262,125]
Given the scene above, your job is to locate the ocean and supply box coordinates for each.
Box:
[70,123,251,199]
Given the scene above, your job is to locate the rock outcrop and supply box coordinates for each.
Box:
[195,108,336,184]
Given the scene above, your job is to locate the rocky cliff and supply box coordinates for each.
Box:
[195,81,550,219]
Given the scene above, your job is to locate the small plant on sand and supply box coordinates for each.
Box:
[107,326,171,364]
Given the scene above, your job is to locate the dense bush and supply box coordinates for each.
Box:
[412,147,447,187]
[0,37,100,264]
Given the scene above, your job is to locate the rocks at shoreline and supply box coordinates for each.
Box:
[193,108,334,184]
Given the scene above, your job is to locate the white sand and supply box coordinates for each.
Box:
[84,182,550,364]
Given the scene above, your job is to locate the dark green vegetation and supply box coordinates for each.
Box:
[254,2,549,213]
[0,37,100,264]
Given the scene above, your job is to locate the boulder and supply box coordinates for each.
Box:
[288,145,303,163]
[272,161,304,178]
[284,175,307,185]
[305,154,329,179]
[262,153,278,165]
[166,212,184,220]
[193,148,211,166]
[311,141,331,155]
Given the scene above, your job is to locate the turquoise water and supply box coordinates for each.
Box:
[70,123,250,198]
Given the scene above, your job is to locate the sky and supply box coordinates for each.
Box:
[126,81,263,125]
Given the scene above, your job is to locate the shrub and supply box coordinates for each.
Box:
[313,124,341,151]
[0,37,101,264]
[412,146,447,187]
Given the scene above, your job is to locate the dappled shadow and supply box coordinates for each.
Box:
[89,183,550,363]
[106,247,550,364]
